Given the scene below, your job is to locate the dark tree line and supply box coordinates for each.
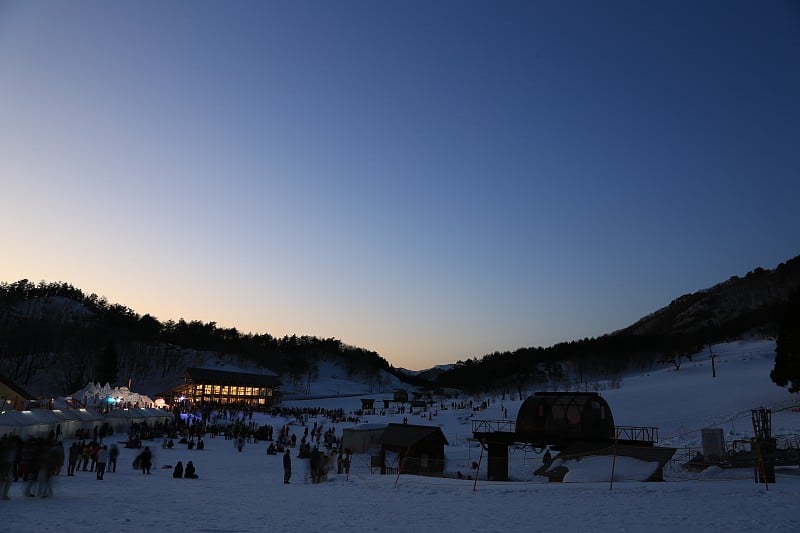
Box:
[437,257,800,394]
[0,280,425,395]
[771,290,800,393]
[435,333,706,393]
[3,265,798,397]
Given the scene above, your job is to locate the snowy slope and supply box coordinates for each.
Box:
[2,340,799,533]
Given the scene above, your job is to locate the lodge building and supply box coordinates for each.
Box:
[0,373,34,411]
[159,367,281,408]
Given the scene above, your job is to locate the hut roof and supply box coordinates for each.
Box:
[378,423,449,447]
[347,423,388,431]
[0,410,39,427]
[0,373,33,400]
[63,408,104,422]
[182,368,280,387]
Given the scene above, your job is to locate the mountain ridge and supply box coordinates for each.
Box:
[1,254,798,395]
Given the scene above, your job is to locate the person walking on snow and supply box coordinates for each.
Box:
[283,449,291,484]
[108,444,119,473]
[96,446,108,480]
[140,446,152,475]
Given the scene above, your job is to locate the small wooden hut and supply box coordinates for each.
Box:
[393,389,409,403]
[360,398,375,414]
[378,423,448,475]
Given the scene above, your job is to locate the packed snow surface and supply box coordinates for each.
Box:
[2,340,799,532]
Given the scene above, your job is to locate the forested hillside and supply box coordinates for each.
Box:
[0,280,425,397]
[437,256,800,392]
[2,255,798,397]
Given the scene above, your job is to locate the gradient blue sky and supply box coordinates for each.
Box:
[1,1,798,370]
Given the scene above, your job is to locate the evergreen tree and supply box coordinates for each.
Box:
[771,290,800,393]
[97,342,119,385]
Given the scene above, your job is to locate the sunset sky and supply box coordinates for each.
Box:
[1,1,798,370]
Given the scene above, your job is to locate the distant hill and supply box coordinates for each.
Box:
[397,364,454,383]
[436,255,800,392]
[617,256,800,339]
[2,255,798,396]
[0,280,427,397]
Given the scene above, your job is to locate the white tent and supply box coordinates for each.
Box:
[134,408,171,426]
[103,407,171,435]
[0,410,51,439]
[103,409,135,434]
[50,409,81,438]
[22,409,65,438]
[63,408,104,436]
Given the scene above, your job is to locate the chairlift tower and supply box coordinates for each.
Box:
[751,408,776,484]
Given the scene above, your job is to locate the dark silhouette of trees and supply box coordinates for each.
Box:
[96,342,119,385]
[0,279,413,395]
[3,256,799,396]
[771,290,800,393]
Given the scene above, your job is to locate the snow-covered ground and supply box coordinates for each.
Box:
[2,340,799,532]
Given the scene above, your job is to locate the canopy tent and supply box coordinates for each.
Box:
[103,409,136,434]
[103,407,171,435]
[22,409,66,438]
[0,410,52,439]
[50,409,81,437]
[138,407,172,425]
[62,408,105,435]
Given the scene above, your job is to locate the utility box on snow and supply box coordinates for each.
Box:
[701,428,725,465]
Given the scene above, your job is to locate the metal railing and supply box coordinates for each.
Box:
[472,420,659,445]
[472,419,516,434]
[615,425,659,444]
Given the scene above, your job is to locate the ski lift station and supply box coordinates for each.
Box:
[473,391,676,481]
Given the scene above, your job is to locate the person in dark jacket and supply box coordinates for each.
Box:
[67,442,80,476]
[108,444,119,473]
[173,461,183,478]
[54,442,65,476]
[139,447,152,475]
[283,449,291,484]
[96,446,108,480]
[184,461,198,478]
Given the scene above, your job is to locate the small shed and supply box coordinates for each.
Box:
[378,423,448,475]
[393,389,409,403]
[360,398,375,414]
[340,423,388,454]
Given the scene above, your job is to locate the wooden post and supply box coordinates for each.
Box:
[473,438,486,493]
[394,445,412,486]
[609,427,620,492]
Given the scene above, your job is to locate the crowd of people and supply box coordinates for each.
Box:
[0,435,63,499]
[1,402,373,501]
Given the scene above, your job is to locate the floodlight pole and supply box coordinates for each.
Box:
[708,345,717,378]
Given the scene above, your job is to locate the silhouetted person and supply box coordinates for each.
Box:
[184,461,198,478]
[283,449,291,484]
[173,461,183,478]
